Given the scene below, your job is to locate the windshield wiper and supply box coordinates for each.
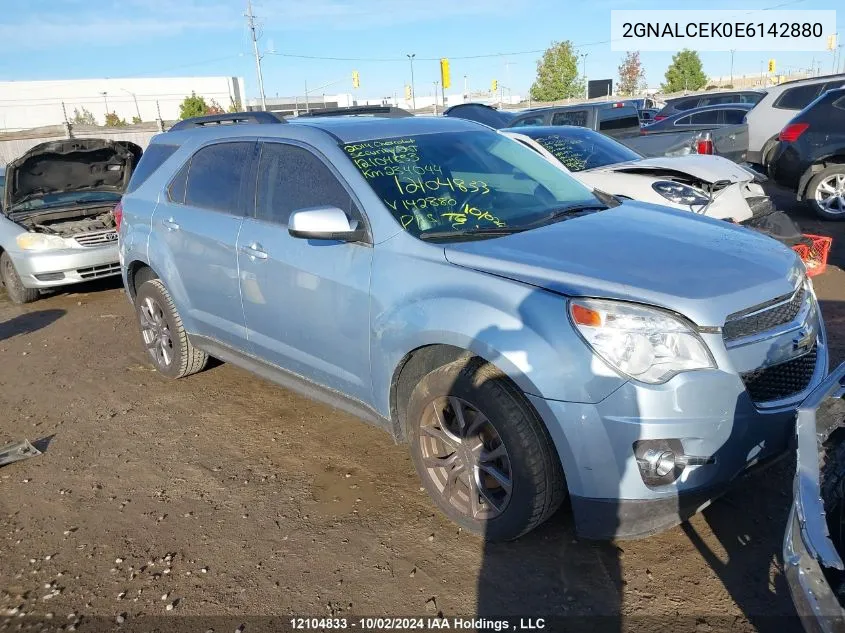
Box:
[419,226,526,241]
[518,203,608,229]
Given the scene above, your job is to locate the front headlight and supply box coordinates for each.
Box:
[652,181,710,208]
[569,298,715,384]
[16,233,66,251]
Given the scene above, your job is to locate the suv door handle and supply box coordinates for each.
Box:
[241,242,268,260]
[162,217,180,231]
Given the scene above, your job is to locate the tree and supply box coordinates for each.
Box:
[131,115,142,124]
[178,92,209,119]
[104,112,126,127]
[530,40,584,102]
[617,51,645,96]
[71,106,96,125]
[662,49,708,93]
[206,98,224,115]
[227,99,242,113]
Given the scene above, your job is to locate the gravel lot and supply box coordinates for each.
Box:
[2,185,845,632]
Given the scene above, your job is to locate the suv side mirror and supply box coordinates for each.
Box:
[288,206,365,242]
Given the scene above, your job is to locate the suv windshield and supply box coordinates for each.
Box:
[10,190,122,213]
[342,130,603,240]
[523,129,642,171]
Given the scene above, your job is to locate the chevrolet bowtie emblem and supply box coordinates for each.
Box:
[793,328,814,354]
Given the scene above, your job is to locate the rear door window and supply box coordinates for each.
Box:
[551,110,588,127]
[184,142,254,214]
[688,110,720,125]
[125,143,176,194]
[722,109,748,124]
[774,84,823,110]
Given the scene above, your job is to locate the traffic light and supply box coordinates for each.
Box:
[828,34,837,51]
[352,70,360,89]
[491,79,498,92]
[405,85,412,100]
[440,58,451,89]
[767,59,776,73]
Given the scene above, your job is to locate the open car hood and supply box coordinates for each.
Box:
[590,155,754,185]
[3,138,142,212]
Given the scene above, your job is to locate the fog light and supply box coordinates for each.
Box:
[644,449,676,477]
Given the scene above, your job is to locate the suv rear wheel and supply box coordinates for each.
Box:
[0,252,39,304]
[807,165,845,220]
[407,357,565,541]
[134,279,207,378]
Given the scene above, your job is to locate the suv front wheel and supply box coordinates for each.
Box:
[134,279,208,378]
[407,357,566,541]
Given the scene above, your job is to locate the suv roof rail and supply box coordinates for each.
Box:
[296,105,413,118]
[167,111,286,131]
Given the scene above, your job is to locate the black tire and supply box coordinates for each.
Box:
[407,357,566,541]
[806,165,845,221]
[134,279,207,379]
[0,251,40,304]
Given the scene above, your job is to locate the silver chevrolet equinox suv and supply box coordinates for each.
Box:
[118,112,828,541]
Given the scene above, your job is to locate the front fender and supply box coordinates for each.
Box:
[369,251,628,419]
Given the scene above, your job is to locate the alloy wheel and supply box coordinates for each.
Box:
[815,173,845,215]
[418,396,513,521]
[138,296,174,368]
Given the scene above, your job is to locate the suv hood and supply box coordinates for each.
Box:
[589,155,754,184]
[443,203,803,327]
[3,138,142,212]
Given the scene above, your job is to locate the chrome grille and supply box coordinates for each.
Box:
[77,263,121,279]
[723,285,805,342]
[74,230,118,247]
[740,345,817,403]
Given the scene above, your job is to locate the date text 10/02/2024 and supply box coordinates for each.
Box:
[289,617,547,630]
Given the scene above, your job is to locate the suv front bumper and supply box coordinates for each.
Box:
[11,244,120,288]
[527,341,829,540]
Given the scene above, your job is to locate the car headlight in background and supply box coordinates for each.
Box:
[16,233,66,251]
[652,181,710,208]
[569,298,715,384]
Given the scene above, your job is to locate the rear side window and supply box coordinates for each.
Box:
[774,84,823,110]
[689,110,720,124]
[552,110,587,127]
[184,142,253,214]
[255,143,359,226]
[722,109,748,124]
[125,143,177,194]
[166,160,190,204]
[834,96,845,111]
[598,114,640,133]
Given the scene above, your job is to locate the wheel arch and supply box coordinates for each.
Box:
[125,260,160,300]
[798,156,845,201]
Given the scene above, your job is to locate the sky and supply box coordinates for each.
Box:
[0,0,842,102]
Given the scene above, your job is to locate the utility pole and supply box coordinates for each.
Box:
[580,53,589,100]
[101,91,109,117]
[463,75,468,99]
[407,54,416,111]
[246,0,267,111]
[729,49,735,86]
[304,80,309,113]
[433,81,439,115]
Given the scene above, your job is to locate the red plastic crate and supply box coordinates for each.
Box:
[792,234,833,277]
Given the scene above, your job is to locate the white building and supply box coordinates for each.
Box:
[0,76,245,131]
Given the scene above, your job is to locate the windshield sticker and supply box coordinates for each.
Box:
[343,138,506,232]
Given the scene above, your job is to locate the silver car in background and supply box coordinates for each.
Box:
[0,139,140,303]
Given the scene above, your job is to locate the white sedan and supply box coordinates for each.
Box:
[501,126,773,224]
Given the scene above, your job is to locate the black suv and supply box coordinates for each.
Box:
[769,87,845,220]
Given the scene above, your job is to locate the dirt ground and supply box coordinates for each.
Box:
[2,186,845,633]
